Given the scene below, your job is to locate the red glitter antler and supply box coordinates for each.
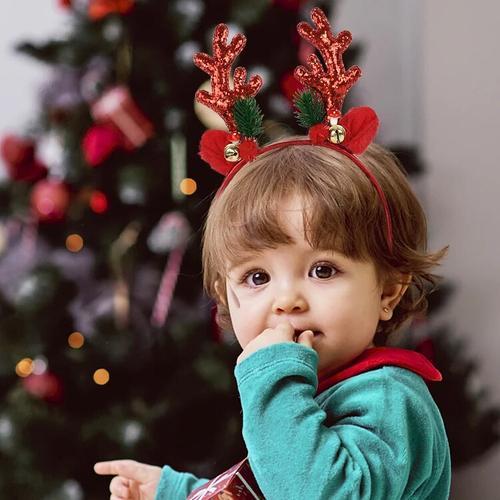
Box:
[193,24,263,135]
[295,8,361,118]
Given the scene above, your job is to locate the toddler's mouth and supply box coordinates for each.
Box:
[293,329,322,341]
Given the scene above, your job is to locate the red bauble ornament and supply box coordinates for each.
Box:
[58,0,72,8]
[1,134,34,165]
[82,123,123,167]
[280,70,305,104]
[88,0,134,21]
[22,372,63,403]
[0,135,47,182]
[31,179,71,222]
[89,190,109,213]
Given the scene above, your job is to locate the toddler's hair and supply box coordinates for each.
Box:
[202,138,448,342]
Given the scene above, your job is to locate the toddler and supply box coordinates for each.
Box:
[95,8,451,499]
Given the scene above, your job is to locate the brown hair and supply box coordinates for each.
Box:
[202,138,448,343]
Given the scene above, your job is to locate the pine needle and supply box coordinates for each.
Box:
[233,97,264,138]
[294,89,326,128]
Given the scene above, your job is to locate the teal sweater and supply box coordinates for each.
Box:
[156,343,451,499]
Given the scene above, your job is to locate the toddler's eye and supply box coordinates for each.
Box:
[310,263,336,279]
[244,271,269,287]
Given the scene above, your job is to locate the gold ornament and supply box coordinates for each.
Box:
[194,80,230,130]
[329,123,346,144]
[224,143,241,162]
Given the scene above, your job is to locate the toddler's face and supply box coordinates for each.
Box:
[224,196,388,375]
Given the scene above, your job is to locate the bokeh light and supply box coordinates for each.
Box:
[68,332,85,349]
[15,358,34,378]
[32,356,48,375]
[66,234,84,252]
[93,368,110,385]
[179,178,197,195]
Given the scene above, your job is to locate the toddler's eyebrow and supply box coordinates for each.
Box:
[228,255,258,272]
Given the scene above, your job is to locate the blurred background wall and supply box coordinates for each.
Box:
[1,0,499,498]
[421,0,500,496]
[0,1,66,157]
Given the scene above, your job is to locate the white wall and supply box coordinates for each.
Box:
[422,0,500,497]
[336,0,421,146]
[0,0,67,179]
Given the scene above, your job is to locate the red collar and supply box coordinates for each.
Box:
[316,347,442,395]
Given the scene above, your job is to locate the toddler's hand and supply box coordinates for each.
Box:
[237,322,314,365]
[94,459,161,500]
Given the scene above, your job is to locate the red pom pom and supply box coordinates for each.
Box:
[31,179,71,222]
[339,106,379,154]
[309,123,330,144]
[239,139,259,162]
[199,130,234,176]
[82,124,123,167]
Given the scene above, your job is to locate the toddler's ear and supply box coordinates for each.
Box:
[380,273,412,320]
[214,279,227,306]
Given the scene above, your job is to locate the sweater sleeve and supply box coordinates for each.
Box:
[234,342,450,500]
[155,465,208,500]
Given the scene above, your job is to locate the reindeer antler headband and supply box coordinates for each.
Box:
[193,8,393,252]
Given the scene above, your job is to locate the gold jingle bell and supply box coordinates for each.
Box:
[329,123,346,144]
[224,142,241,162]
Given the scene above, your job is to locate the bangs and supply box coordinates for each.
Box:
[204,144,384,274]
[203,139,447,340]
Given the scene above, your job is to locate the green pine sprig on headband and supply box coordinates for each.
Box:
[233,97,264,139]
[294,89,326,129]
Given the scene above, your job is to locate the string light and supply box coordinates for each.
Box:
[93,368,110,385]
[66,234,84,252]
[179,178,197,195]
[15,358,34,378]
[68,332,85,349]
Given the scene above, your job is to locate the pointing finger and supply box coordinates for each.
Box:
[94,460,152,483]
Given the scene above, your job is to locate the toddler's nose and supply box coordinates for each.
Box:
[272,292,308,314]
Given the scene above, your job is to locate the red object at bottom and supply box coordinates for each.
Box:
[187,458,264,500]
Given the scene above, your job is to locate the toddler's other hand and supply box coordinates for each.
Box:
[237,322,314,365]
[94,459,161,500]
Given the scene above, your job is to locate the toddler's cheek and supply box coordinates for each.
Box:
[233,318,263,349]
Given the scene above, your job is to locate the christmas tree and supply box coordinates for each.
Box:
[1,1,497,498]
[0,0,332,497]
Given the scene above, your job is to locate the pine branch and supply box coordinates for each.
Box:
[233,97,264,138]
[294,89,326,128]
